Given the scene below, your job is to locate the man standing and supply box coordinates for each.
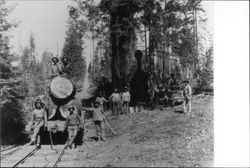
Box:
[167,74,177,107]
[30,99,48,148]
[182,80,192,114]
[110,88,120,116]
[63,105,84,149]
[122,86,130,114]
[82,101,106,142]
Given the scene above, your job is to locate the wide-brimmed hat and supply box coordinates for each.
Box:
[51,57,59,62]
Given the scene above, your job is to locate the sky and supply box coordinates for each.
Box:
[6,0,213,64]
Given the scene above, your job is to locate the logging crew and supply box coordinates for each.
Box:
[50,57,61,79]
[182,79,192,114]
[121,86,130,114]
[63,105,84,149]
[82,101,106,142]
[110,88,120,116]
[96,92,108,111]
[30,99,48,148]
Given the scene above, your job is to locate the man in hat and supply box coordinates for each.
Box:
[82,101,106,142]
[63,105,84,149]
[121,86,130,114]
[50,57,61,79]
[182,79,192,114]
[110,88,120,116]
[30,99,48,148]
[96,92,108,111]
[60,57,72,78]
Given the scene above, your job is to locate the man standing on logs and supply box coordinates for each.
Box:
[30,98,48,148]
[63,105,84,149]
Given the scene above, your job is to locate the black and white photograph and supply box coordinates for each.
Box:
[0,0,249,167]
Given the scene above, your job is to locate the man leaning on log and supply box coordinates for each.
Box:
[30,98,48,148]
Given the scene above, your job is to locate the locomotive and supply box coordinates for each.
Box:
[37,75,94,145]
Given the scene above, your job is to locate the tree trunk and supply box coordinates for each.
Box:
[110,13,136,89]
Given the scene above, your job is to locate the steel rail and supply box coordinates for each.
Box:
[12,146,40,168]
[1,145,19,153]
[52,144,67,168]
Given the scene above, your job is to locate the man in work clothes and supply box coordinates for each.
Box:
[82,101,106,142]
[96,92,108,111]
[63,105,84,149]
[30,99,48,148]
[50,57,61,79]
[121,86,130,114]
[110,88,120,116]
[182,80,192,114]
[60,57,72,78]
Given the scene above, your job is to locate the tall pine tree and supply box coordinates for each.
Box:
[0,0,28,144]
[62,7,87,86]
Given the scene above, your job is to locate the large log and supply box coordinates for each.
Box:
[49,76,76,105]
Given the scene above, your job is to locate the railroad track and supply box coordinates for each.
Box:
[52,144,67,167]
[1,145,19,152]
[11,145,40,167]
[1,145,23,159]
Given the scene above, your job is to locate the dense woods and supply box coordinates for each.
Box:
[1,0,213,145]
[0,0,27,144]
[72,0,213,91]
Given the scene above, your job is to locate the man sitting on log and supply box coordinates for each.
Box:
[30,98,48,148]
[63,105,84,149]
[60,57,72,78]
[49,57,61,79]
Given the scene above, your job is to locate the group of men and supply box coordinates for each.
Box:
[50,56,72,79]
[29,97,107,149]
[154,74,192,114]
[109,86,131,116]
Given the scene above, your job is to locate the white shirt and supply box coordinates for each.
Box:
[122,91,131,102]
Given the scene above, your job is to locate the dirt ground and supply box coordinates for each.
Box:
[59,93,213,167]
[1,94,213,167]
